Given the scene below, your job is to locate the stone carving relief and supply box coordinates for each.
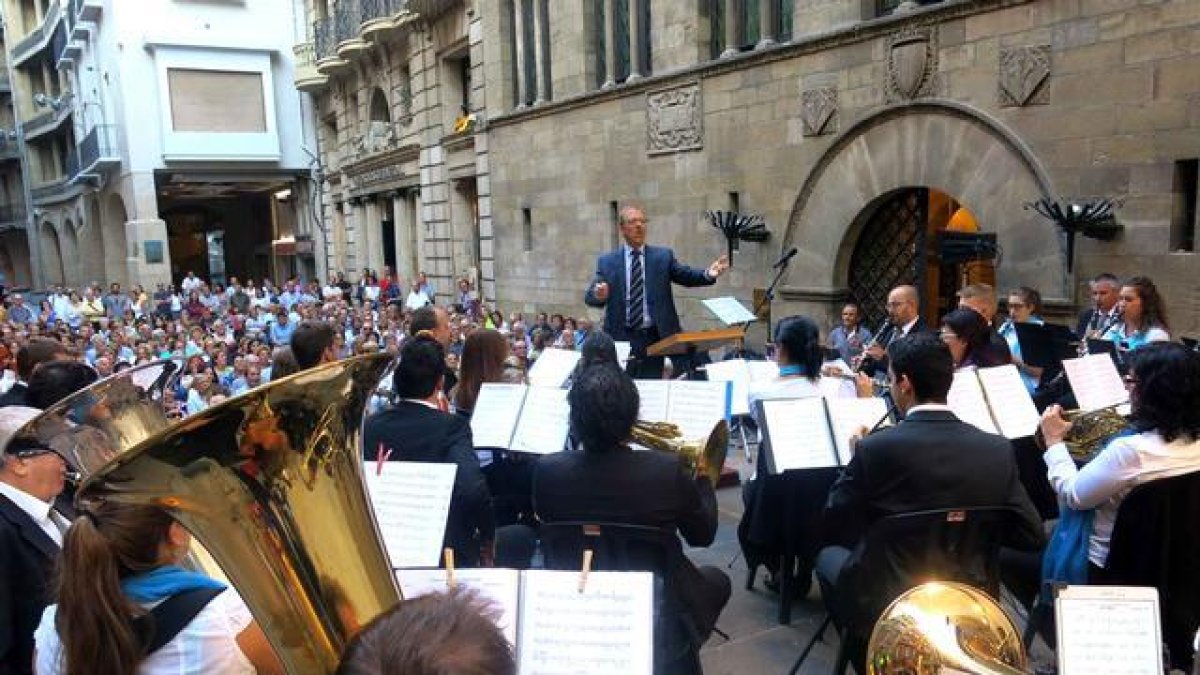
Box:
[885,25,938,102]
[354,120,398,159]
[801,87,838,137]
[998,45,1051,107]
[646,82,703,155]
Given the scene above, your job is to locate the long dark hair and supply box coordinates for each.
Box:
[942,308,1006,368]
[54,502,175,675]
[1129,343,1200,443]
[454,329,509,412]
[773,315,821,381]
[1123,275,1170,333]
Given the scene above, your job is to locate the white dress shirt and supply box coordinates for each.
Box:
[0,481,65,546]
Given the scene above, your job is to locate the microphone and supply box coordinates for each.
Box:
[772,247,798,269]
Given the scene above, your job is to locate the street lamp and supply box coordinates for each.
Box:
[1024,197,1123,274]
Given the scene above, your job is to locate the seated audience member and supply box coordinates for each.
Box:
[1101,275,1171,351]
[362,336,503,568]
[817,334,1044,668]
[336,589,514,675]
[940,307,1010,370]
[533,365,731,642]
[0,338,70,408]
[290,320,338,370]
[267,347,299,382]
[828,303,872,365]
[33,501,283,675]
[1039,343,1200,578]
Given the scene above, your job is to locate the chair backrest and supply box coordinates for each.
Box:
[843,506,1015,632]
[1105,470,1200,670]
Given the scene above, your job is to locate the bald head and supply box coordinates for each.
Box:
[886,286,920,326]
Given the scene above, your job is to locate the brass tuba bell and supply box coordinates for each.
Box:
[631,419,729,485]
[79,354,401,674]
[866,582,1030,674]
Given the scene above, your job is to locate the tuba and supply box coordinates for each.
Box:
[78,354,401,674]
[631,419,729,485]
[867,582,1030,674]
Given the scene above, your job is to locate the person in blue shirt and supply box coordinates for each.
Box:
[268,311,296,347]
[998,286,1045,394]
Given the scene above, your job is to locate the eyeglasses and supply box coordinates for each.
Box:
[11,447,67,462]
[1008,302,1026,309]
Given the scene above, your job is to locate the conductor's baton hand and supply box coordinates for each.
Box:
[707,255,730,279]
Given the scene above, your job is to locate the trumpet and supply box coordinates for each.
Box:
[632,419,729,485]
[1034,403,1129,462]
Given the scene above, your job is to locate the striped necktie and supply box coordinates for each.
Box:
[628,249,644,330]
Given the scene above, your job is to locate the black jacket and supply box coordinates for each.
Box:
[0,493,59,675]
[0,384,29,410]
[363,401,494,566]
[860,317,929,377]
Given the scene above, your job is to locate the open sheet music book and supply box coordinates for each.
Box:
[634,379,731,440]
[702,296,758,325]
[946,365,1042,439]
[363,461,457,568]
[1055,585,1162,675]
[703,358,778,416]
[1061,353,1131,415]
[526,348,582,388]
[754,395,890,473]
[469,383,571,453]
[396,568,655,675]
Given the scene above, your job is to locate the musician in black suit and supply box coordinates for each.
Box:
[0,406,67,675]
[856,285,927,378]
[533,364,731,640]
[1074,272,1122,339]
[818,334,1044,661]
[362,335,496,567]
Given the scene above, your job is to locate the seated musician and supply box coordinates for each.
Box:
[817,334,1044,666]
[998,286,1045,394]
[532,364,731,642]
[739,315,824,590]
[1101,275,1170,351]
[33,502,283,675]
[1038,342,1200,580]
[940,308,1011,371]
[856,285,926,378]
[957,283,1013,366]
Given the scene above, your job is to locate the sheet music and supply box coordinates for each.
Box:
[634,380,671,422]
[469,383,527,448]
[704,359,752,416]
[665,380,730,440]
[746,360,779,382]
[818,375,858,399]
[976,365,1041,439]
[614,341,632,364]
[509,387,570,454]
[527,348,582,388]
[1062,354,1129,412]
[1056,586,1162,675]
[702,296,758,325]
[517,570,654,675]
[947,370,1000,435]
[363,461,457,568]
[760,397,838,472]
[397,568,521,646]
[825,396,890,466]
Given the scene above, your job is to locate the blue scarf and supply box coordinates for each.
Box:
[121,565,226,604]
[778,364,808,377]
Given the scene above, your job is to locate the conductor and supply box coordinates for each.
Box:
[584,206,729,378]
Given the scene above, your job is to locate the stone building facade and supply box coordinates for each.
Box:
[299,0,1200,339]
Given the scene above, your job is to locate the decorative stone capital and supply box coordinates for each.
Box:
[646,81,703,155]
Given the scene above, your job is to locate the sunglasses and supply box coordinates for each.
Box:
[11,446,68,462]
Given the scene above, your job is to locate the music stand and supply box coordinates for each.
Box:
[647,327,746,380]
[1014,322,1077,370]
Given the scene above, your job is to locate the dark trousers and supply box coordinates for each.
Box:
[626,326,664,379]
[816,545,867,673]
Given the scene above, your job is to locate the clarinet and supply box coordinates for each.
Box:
[853,322,891,375]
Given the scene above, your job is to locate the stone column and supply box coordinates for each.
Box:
[721,0,741,58]
[757,0,777,48]
[532,0,549,103]
[513,0,530,107]
[627,0,643,81]
[601,0,617,88]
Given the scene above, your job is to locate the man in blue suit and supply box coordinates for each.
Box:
[584,206,728,378]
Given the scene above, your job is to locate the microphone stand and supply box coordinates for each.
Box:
[737,254,791,358]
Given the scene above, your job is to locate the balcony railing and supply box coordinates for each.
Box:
[77,123,118,176]
[361,0,408,21]
[335,0,363,45]
[10,0,61,66]
[314,17,336,61]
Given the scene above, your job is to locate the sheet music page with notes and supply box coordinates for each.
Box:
[469,383,528,449]
[1062,354,1129,412]
[825,396,890,466]
[509,387,570,454]
[614,341,632,365]
[396,568,521,645]
[363,461,457,568]
[704,359,752,416]
[947,370,1000,435]
[759,397,838,472]
[976,364,1041,439]
[517,570,653,675]
[702,296,758,325]
[526,348,582,388]
[665,380,730,440]
[1056,585,1162,675]
[634,380,671,421]
[819,375,858,399]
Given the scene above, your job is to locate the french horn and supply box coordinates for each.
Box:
[1034,403,1129,463]
[78,354,401,674]
[866,582,1030,675]
[632,418,729,485]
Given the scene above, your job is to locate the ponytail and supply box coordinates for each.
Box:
[54,503,173,675]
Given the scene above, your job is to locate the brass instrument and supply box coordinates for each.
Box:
[1034,403,1129,463]
[78,355,401,674]
[866,582,1030,674]
[632,419,729,484]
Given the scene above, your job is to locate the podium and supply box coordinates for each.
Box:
[647,327,745,357]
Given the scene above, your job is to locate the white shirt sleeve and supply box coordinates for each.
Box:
[1044,435,1142,511]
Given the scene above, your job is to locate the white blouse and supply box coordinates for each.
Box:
[35,588,256,675]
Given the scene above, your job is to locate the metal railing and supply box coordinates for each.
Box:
[314,17,336,60]
[335,0,362,44]
[361,0,407,21]
[78,124,117,173]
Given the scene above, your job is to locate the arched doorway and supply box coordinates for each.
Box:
[40,222,65,286]
[103,193,130,287]
[61,220,80,286]
[847,187,990,329]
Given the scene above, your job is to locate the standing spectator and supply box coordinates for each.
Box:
[828,302,873,364]
[7,294,35,325]
[102,283,131,319]
[180,270,202,294]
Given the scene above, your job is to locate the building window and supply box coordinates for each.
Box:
[594,0,651,88]
[1172,159,1198,253]
[710,0,794,58]
[522,207,533,252]
[167,69,266,133]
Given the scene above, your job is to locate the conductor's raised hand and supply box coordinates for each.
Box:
[707,254,730,279]
[593,281,610,301]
